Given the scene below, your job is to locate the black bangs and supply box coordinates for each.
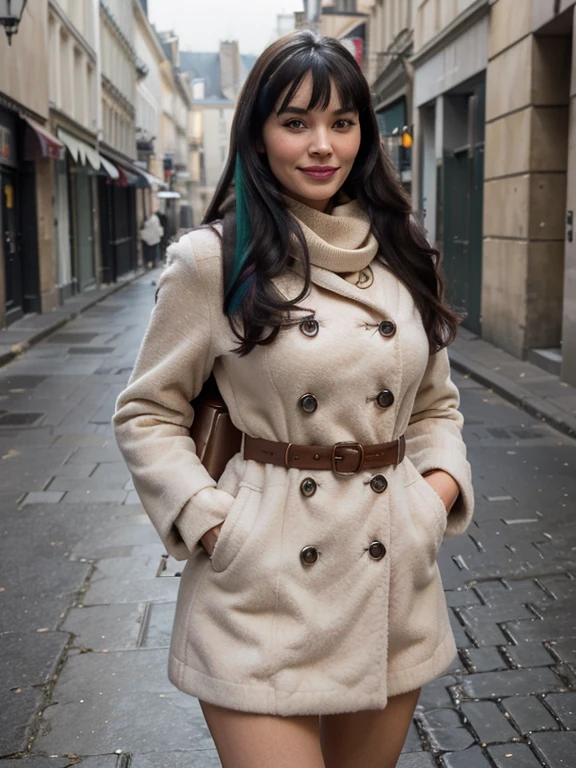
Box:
[259,45,368,121]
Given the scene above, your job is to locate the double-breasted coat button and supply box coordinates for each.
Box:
[300,477,317,497]
[299,394,318,413]
[300,545,319,565]
[300,318,319,337]
[379,320,396,338]
[368,541,386,560]
[370,474,388,493]
[376,389,395,408]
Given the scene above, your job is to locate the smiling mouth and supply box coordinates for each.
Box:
[298,167,340,180]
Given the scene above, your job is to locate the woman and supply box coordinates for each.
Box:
[140,211,164,269]
[114,30,473,768]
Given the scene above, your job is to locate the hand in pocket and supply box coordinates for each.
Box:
[200,523,222,557]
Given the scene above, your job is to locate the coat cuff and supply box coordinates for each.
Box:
[414,450,474,537]
[174,486,236,557]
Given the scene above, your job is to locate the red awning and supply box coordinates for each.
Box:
[24,117,65,161]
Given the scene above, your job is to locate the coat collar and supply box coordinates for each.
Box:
[274,258,392,319]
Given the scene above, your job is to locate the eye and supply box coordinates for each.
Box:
[285,119,306,130]
[334,119,356,129]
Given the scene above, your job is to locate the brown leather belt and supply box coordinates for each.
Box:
[243,434,406,476]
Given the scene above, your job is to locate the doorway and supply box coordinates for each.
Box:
[72,170,96,292]
[1,168,23,324]
[440,81,485,336]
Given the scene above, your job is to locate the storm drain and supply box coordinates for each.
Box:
[0,412,45,426]
[0,375,47,392]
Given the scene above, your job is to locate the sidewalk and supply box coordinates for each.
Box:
[450,327,576,439]
[0,268,146,369]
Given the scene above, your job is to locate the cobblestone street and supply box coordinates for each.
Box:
[0,272,575,767]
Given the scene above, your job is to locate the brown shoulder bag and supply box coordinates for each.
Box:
[189,373,243,481]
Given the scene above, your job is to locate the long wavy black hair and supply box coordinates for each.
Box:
[203,29,460,356]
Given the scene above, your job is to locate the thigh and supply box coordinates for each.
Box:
[199,700,325,768]
[319,688,421,768]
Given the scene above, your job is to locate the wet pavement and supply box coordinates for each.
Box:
[0,269,575,766]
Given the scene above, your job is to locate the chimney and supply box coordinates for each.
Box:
[220,40,241,101]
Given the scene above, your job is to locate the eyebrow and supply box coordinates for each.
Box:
[277,105,356,117]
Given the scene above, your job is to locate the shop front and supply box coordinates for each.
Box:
[0,105,58,326]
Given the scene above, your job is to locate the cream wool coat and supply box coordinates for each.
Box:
[113,203,474,717]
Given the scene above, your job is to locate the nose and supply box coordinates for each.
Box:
[308,127,332,157]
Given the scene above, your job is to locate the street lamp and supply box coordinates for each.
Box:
[0,0,28,46]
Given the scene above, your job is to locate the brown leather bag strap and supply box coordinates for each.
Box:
[243,434,405,476]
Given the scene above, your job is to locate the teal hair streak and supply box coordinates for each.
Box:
[228,155,253,314]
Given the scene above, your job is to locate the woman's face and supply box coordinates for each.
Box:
[261,73,361,212]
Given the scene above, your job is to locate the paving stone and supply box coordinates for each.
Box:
[464,647,507,672]
[68,447,125,464]
[130,753,221,768]
[397,755,436,768]
[21,490,66,504]
[52,435,109,448]
[530,731,576,767]
[445,588,482,608]
[505,642,556,668]
[488,743,547,767]
[51,462,97,478]
[548,637,576,664]
[71,522,162,559]
[402,722,424,753]
[0,631,69,689]
[63,603,147,651]
[63,489,128,504]
[0,760,72,768]
[441,746,492,768]
[505,616,576,643]
[460,667,566,699]
[48,476,129,492]
[0,687,44,755]
[460,701,518,743]
[418,708,463,729]
[502,695,559,734]
[140,602,175,649]
[35,650,216,755]
[426,727,476,752]
[417,676,457,711]
[543,692,576,729]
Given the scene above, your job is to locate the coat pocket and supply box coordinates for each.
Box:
[209,482,262,573]
[410,472,448,551]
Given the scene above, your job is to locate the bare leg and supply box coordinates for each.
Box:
[200,700,325,768]
[319,688,421,768]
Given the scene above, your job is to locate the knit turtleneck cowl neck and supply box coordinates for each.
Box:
[284,196,379,275]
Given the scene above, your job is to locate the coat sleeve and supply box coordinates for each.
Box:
[404,346,474,537]
[113,234,235,561]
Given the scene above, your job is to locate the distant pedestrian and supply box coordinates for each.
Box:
[155,209,168,258]
[114,29,474,768]
[140,212,163,269]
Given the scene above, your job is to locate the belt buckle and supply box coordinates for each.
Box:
[331,441,365,476]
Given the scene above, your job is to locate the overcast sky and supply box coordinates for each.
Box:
[148,0,305,56]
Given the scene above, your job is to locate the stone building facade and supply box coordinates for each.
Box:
[0,0,57,327]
